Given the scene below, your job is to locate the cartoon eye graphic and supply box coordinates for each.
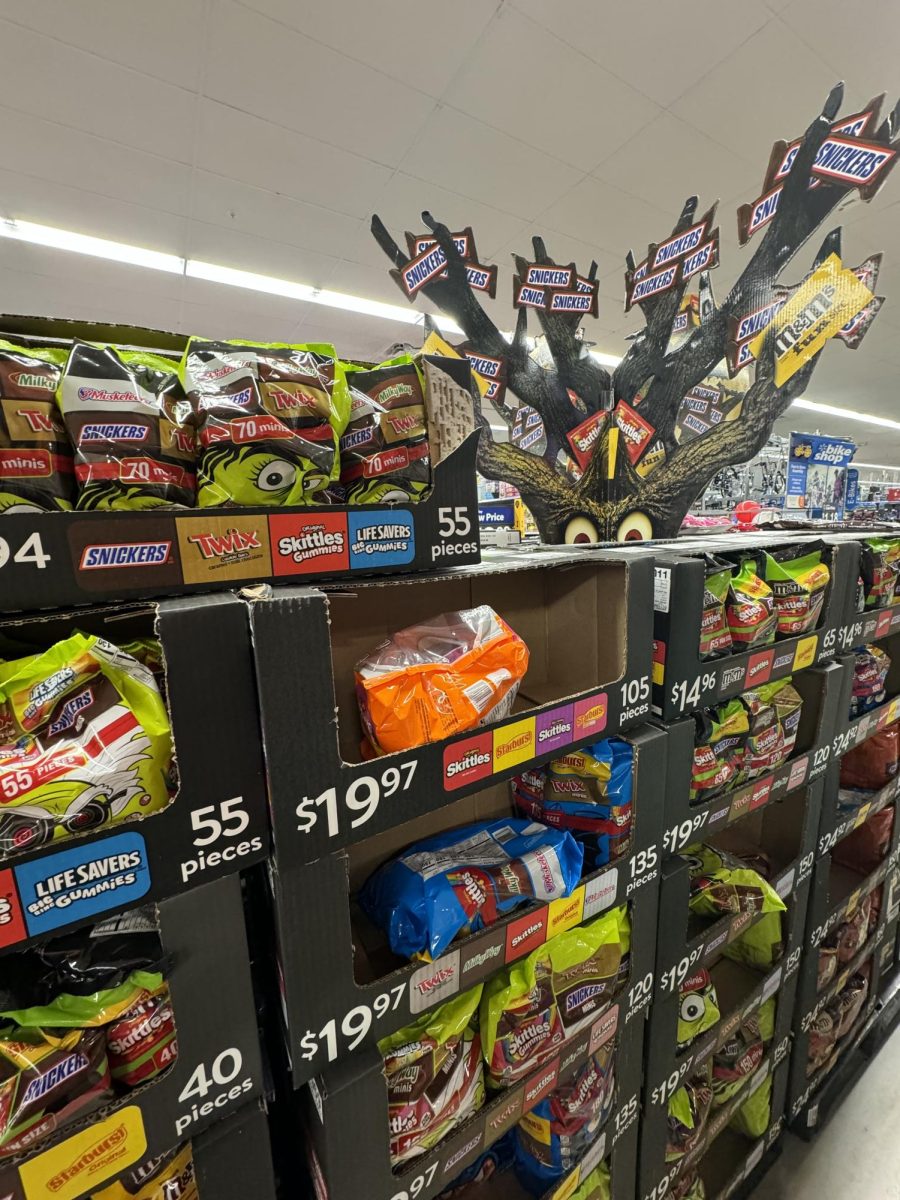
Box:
[616,511,653,542]
[257,460,297,492]
[681,994,706,1024]
[301,471,329,494]
[564,514,600,545]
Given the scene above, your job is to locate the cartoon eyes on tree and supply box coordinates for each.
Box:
[615,512,654,543]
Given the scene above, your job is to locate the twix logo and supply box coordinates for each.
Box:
[188,528,261,559]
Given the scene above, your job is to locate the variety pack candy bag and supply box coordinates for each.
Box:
[181,338,349,507]
[437,1132,515,1199]
[666,1066,712,1162]
[0,341,73,513]
[58,343,196,509]
[480,907,630,1088]
[380,987,484,1165]
[672,1172,707,1200]
[840,722,899,790]
[358,818,584,961]
[568,1163,611,1200]
[833,807,895,875]
[0,634,173,857]
[511,739,633,870]
[356,607,529,754]
[690,700,749,801]
[828,893,873,966]
[849,645,891,718]
[741,679,804,780]
[764,544,830,637]
[700,557,734,660]
[807,1008,838,1076]
[514,1043,616,1194]
[682,845,787,919]
[93,1144,197,1200]
[677,969,720,1050]
[107,986,177,1087]
[729,1074,772,1140]
[339,356,431,503]
[817,942,838,992]
[861,538,900,609]
[712,998,774,1105]
[724,910,784,971]
[833,966,870,1038]
[726,559,776,649]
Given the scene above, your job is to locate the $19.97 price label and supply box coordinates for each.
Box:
[296,761,418,837]
[297,985,407,1063]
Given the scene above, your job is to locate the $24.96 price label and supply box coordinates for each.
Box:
[296,762,417,837]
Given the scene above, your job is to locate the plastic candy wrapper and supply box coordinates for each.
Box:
[724,910,784,971]
[436,1132,515,1199]
[0,341,74,513]
[380,986,484,1165]
[356,607,529,754]
[181,338,350,507]
[829,893,873,966]
[726,559,776,649]
[58,343,196,510]
[0,1026,112,1158]
[833,966,870,1039]
[481,906,630,1088]
[672,1172,708,1200]
[677,969,720,1050]
[729,1074,772,1140]
[840,723,899,790]
[690,700,748,801]
[712,998,774,1105]
[743,679,803,780]
[92,1143,197,1200]
[807,1008,837,1076]
[700,557,734,660]
[0,633,173,858]
[358,818,584,961]
[861,538,900,609]
[107,986,177,1087]
[833,807,895,875]
[849,644,890,719]
[511,739,633,870]
[569,1163,611,1200]
[666,1066,712,1162]
[513,1042,616,1193]
[817,943,837,992]
[764,544,830,637]
[339,356,431,503]
[682,845,787,920]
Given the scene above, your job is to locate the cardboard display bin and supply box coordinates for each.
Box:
[191,1103,277,1200]
[650,536,855,722]
[269,724,664,1085]
[0,873,265,1200]
[250,549,655,864]
[0,593,268,950]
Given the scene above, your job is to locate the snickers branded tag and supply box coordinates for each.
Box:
[626,261,680,310]
[546,289,599,318]
[406,227,477,261]
[523,262,576,289]
[682,230,719,281]
[514,277,549,309]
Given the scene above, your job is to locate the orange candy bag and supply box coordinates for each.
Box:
[356,606,529,753]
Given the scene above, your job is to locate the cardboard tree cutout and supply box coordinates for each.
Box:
[372,85,898,543]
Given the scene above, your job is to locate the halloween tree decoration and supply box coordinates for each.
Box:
[372,84,899,543]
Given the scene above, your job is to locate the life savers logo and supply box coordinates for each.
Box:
[80,541,171,570]
[270,512,350,576]
[348,510,415,569]
[444,731,493,790]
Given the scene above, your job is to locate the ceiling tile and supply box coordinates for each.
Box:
[0,263,185,331]
[401,107,583,220]
[0,18,196,163]
[510,0,772,107]
[233,0,499,98]
[443,7,660,171]
[778,0,900,103]
[0,242,185,299]
[538,175,673,260]
[195,101,393,221]
[186,222,340,289]
[178,298,301,343]
[182,275,313,326]
[204,0,435,166]
[0,0,205,88]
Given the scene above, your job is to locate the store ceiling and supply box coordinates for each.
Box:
[0,0,898,460]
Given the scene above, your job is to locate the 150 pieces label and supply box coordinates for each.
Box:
[14,831,151,936]
[348,509,414,568]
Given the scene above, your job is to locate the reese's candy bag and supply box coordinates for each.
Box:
[92,1143,197,1200]
[358,818,583,961]
[729,1073,772,1139]
[677,969,720,1050]
[861,538,900,608]
[181,338,349,507]
[0,341,73,513]
[339,356,431,503]
[690,700,749,801]
[0,634,173,858]
[682,845,787,919]
[356,606,529,754]
[380,986,485,1165]
[726,559,776,649]
[700,557,734,659]
[480,907,630,1088]
[764,544,830,636]
[850,644,891,718]
[666,1066,712,1162]
[59,343,196,509]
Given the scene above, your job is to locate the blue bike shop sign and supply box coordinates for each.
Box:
[786,432,856,509]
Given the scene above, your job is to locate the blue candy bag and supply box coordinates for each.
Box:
[359,818,584,961]
[437,1131,515,1198]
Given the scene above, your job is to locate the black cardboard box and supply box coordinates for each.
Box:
[269,723,665,1085]
[0,874,265,1200]
[0,593,269,950]
[651,537,855,722]
[249,549,655,865]
[191,1103,277,1200]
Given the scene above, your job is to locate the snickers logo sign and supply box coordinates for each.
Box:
[626,263,679,310]
[682,231,719,281]
[524,262,575,289]
[547,289,598,318]
[407,227,476,260]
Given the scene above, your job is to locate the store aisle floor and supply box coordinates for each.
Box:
[753,1023,900,1198]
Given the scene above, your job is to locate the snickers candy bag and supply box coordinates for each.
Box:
[339,356,431,503]
[0,1026,112,1158]
[480,906,630,1089]
[0,633,172,859]
[677,969,720,1051]
[690,700,749,801]
[682,845,787,920]
[861,538,900,609]
[181,338,349,508]
[850,644,891,718]
[59,343,196,509]
[764,544,830,637]
[107,986,177,1087]
[379,986,485,1165]
[726,558,776,649]
[512,739,634,870]
[699,557,734,660]
[666,1065,713,1163]
[0,341,73,513]
[359,818,583,962]
[711,998,773,1105]
[92,1143,197,1200]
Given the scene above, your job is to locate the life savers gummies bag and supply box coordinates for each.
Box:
[339,356,431,503]
[379,986,484,1165]
[512,739,633,869]
[480,906,630,1089]
[682,845,787,919]
[0,633,173,857]
[93,1144,197,1200]
[726,558,776,649]
[181,338,349,507]
[0,341,74,513]
[58,343,196,509]
[700,556,734,660]
[764,543,830,636]
[356,607,529,754]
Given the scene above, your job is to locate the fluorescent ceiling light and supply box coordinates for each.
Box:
[789,397,900,431]
[0,218,185,274]
[854,461,900,471]
[186,259,315,302]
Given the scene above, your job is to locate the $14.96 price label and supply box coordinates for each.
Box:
[296,761,417,837]
[297,986,407,1063]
